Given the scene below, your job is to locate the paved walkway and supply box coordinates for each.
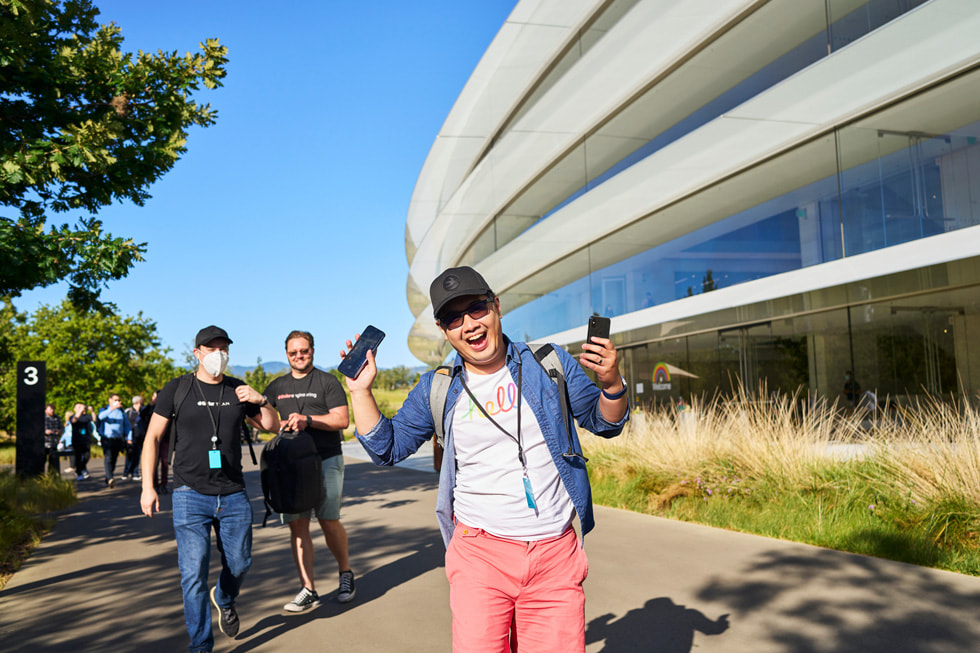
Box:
[2,443,980,652]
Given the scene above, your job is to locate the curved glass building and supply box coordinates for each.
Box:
[406,0,980,408]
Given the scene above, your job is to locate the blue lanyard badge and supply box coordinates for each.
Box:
[523,475,536,510]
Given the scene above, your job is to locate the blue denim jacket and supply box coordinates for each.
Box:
[356,338,628,547]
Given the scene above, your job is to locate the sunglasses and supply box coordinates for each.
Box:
[440,299,494,330]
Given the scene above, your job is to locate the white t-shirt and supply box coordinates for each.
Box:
[451,364,574,540]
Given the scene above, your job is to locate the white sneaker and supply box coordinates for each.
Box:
[283,587,321,613]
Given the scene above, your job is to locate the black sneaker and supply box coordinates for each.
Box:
[283,587,321,613]
[210,586,239,638]
[337,570,356,603]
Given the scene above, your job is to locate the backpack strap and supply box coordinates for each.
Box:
[531,343,586,462]
[243,420,257,466]
[429,366,453,448]
[429,366,452,471]
[168,373,194,465]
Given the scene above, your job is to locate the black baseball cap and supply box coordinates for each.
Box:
[430,266,494,319]
[195,325,233,347]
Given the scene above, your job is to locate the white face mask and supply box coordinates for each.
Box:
[201,350,229,377]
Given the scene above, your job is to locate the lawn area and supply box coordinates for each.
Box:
[341,386,411,438]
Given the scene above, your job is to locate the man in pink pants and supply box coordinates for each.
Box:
[344,266,629,652]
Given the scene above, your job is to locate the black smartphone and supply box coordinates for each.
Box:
[587,315,610,343]
[338,325,385,379]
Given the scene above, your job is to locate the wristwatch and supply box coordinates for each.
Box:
[258,396,268,407]
[601,377,628,400]
[305,415,314,428]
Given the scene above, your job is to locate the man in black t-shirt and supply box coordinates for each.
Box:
[139,326,279,652]
[263,330,354,613]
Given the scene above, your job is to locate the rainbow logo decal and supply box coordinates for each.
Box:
[653,362,671,384]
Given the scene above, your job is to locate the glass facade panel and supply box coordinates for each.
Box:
[427,1,980,405]
[547,266,980,408]
[502,72,980,343]
[828,0,930,52]
[490,0,931,250]
[838,128,954,256]
[626,337,692,411]
[500,248,591,342]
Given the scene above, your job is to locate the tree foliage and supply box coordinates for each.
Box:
[0,0,228,305]
[374,365,418,391]
[243,359,284,394]
[0,299,178,432]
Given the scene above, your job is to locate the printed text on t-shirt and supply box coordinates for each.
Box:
[463,381,517,420]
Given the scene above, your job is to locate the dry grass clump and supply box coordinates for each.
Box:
[583,388,864,489]
[862,396,980,507]
[584,388,980,536]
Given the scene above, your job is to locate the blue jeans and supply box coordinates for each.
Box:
[172,486,253,652]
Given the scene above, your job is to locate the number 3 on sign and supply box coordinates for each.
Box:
[23,366,39,385]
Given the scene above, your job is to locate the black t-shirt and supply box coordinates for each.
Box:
[71,414,93,441]
[264,368,347,460]
[155,374,260,495]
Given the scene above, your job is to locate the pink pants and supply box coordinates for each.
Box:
[445,522,589,653]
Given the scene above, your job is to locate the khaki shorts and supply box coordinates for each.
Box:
[281,454,344,523]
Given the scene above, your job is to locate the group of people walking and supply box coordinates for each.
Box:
[136,265,628,653]
[42,393,169,489]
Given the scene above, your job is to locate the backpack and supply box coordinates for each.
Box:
[168,373,257,467]
[259,429,323,526]
[429,343,582,471]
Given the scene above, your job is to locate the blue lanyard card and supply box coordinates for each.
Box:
[208,449,222,469]
[523,476,537,510]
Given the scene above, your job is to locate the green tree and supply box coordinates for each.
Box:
[327,368,345,386]
[375,365,415,391]
[0,299,178,432]
[243,358,283,395]
[0,0,228,306]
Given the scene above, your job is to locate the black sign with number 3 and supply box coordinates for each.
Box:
[16,360,46,476]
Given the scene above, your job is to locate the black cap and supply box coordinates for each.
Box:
[430,266,494,319]
[194,325,233,347]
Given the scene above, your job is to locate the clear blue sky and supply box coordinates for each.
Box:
[14,0,517,370]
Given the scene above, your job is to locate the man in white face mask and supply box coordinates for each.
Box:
[139,325,279,652]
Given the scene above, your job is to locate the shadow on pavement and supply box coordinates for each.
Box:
[586,597,729,652]
[693,546,980,652]
[0,456,446,652]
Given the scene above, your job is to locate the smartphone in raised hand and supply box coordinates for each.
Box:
[587,315,610,343]
[338,325,385,379]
